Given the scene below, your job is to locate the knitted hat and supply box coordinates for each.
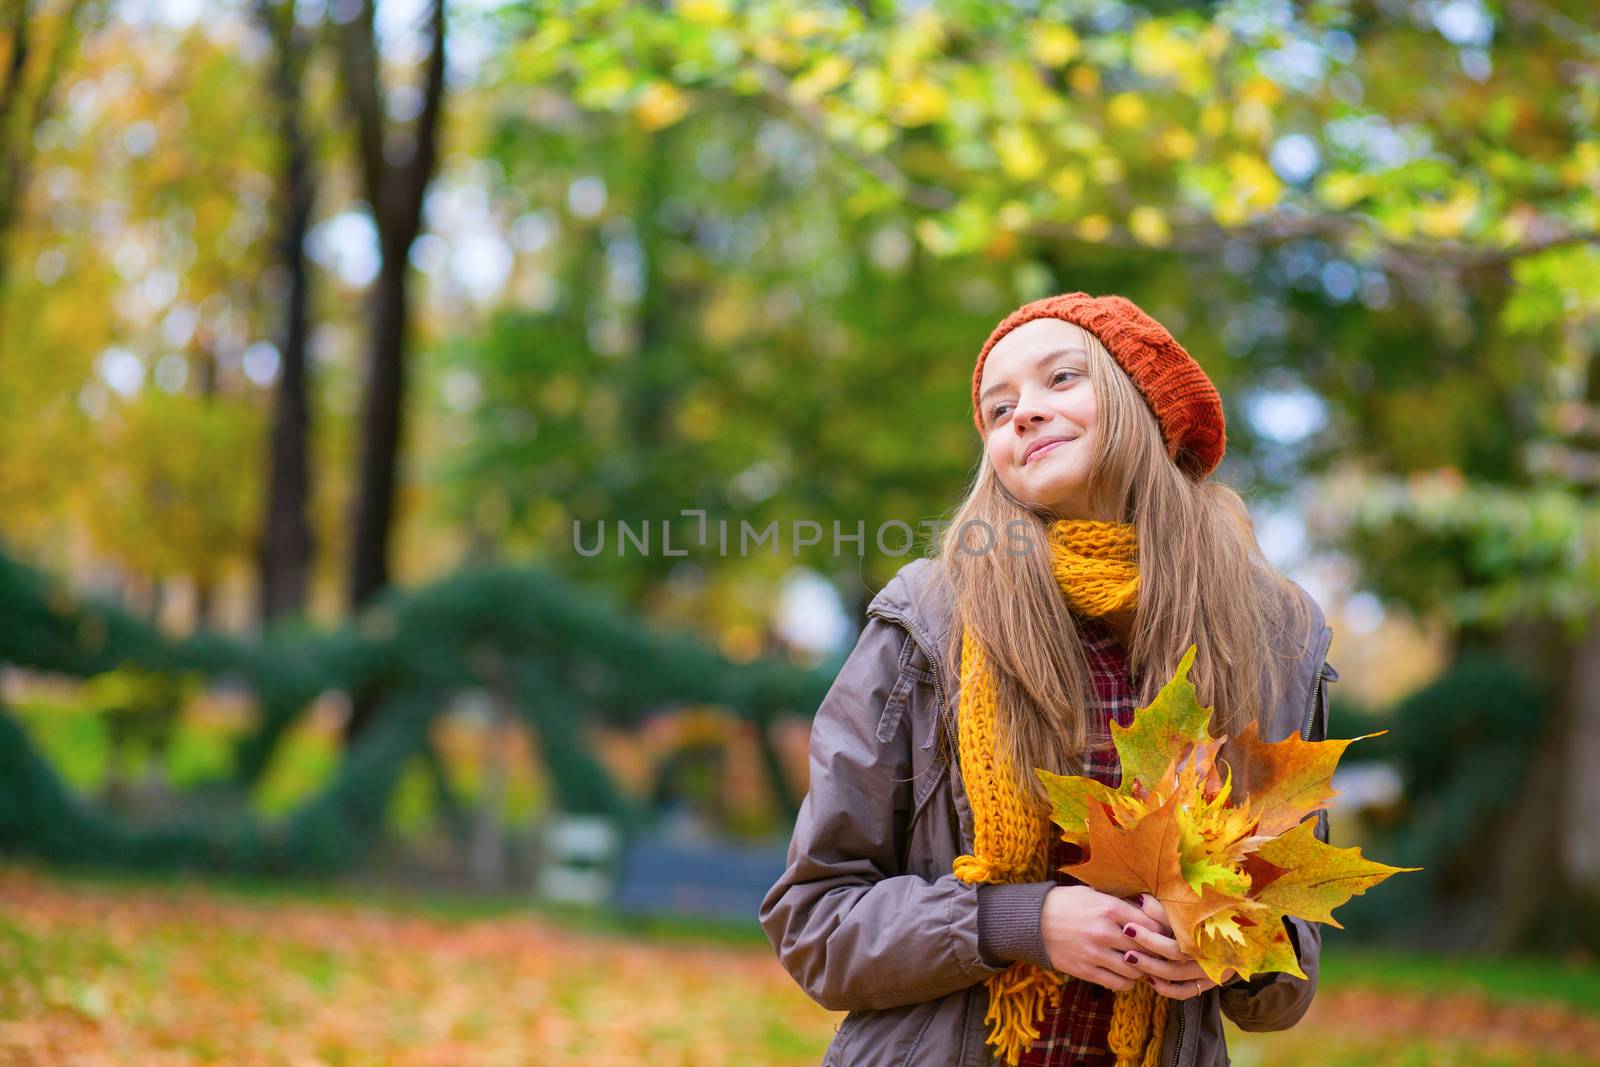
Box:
[971,292,1226,480]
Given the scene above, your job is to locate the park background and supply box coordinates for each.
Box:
[2,0,1600,1063]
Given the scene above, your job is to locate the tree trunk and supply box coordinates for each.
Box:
[346,252,408,610]
[0,0,92,345]
[256,0,317,625]
[334,0,446,742]
[1558,614,1600,929]
[1476,614,1600,953]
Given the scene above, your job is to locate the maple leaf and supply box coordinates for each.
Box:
[1225,720,1386,838]
[1248,818,1421,928]
[1109,644,1212,794]
[1035,641,1421,987]
[1058,775,1237,961]
[1037,645,1218,848]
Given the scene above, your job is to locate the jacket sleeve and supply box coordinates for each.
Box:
[1218,654,1339,1031]
[1215,823,1325,1031]
[758,614,1005,1012]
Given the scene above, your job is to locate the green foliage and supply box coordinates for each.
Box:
[1319,471,1600,637]
[1333,654,1551,942]
[0,547,830,875]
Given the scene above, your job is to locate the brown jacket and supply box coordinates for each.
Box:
[760,556,1340,1066]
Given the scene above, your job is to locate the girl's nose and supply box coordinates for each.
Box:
[1011,395,1050,429]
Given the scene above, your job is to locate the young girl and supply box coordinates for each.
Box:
[760,292,1339,1067]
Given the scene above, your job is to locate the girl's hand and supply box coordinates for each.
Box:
[1039,885,1171,992]
[1121,895,1237,999]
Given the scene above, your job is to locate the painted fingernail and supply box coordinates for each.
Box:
[1123,925,1137,938]
[1125,951,1138,964]
[1145,975,1156,985]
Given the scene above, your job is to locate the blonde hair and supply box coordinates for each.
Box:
[933,321,1310,811]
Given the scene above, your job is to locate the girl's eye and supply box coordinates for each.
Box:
[989,369,1076,424]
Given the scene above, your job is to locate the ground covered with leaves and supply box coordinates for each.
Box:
[0,864,1595,1066]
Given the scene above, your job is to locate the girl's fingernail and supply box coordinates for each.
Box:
[1123,925,1137,938]
[1125,952,1138,964]
[1145,976,1156,985]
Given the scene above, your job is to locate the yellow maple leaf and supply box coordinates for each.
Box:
[1037,641,1419,985]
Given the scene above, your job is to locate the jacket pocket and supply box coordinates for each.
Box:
[825,1010,867,1066]
[825,998,946,1067]
[877,669,915,744]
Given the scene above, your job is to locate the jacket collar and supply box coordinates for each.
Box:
[866,557,956,675]
[867,556,1332,742]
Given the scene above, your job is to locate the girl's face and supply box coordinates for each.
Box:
[977,319,1102,520]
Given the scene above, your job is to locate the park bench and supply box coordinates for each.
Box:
[610,835,790,925]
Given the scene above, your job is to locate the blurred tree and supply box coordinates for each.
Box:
[0,0,100,339]
[334,0,446,616]
[333,0,447,742]
[254,0,320,624]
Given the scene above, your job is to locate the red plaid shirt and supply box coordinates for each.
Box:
[1018,615,1140,1067]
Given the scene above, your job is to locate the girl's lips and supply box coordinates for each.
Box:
[1024,438,1073,465]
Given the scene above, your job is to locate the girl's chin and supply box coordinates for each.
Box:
[1021,474,1084,500]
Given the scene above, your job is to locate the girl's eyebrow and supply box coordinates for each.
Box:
[978,347,1087,404]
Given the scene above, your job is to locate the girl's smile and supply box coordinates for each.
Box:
[978,318,1103,518]
[1022,435,1077,465]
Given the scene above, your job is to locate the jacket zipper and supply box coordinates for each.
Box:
[865,606,959,771]
[1299,627,1334,741]
[1170,1000,1185,1067]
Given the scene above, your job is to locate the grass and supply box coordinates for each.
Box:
[1320,947,1600,1017]
[3,862,1599,1066]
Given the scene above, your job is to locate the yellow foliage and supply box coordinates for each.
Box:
[997,200,1032,231]
[84,391,264,582]
[1414,183,1480,240]
[1239,74,1282,106]
[784,9,824,38]
[675,0,730,25]
[984,230,1019,261]
[995,125,1047,181]
[1212,152,1282,226]
[1107,91,1149,129]
[1200,23,1233,57]
[790,55,852,104]
[1234,99,1274,141]
[886,9,947,78]
[1131,21,1213,96]
[1075,214,1113,242]
[1090,154,1125,185]
[915,217,958,256]
[633,81,691,131]
[1128,206,1171,247]
[1559,142,1600,188]
[674,392,720,443]
[1317,171,1373,210]
[1159,125,1198,161]
[577,65,632,110]
[1030,25,1081,67]
[892,78,950,126]
[1050,165,1086,202]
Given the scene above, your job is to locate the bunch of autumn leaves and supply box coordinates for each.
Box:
[1037,645,1419,986]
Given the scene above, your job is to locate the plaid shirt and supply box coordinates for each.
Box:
[1018,615,1140,1067]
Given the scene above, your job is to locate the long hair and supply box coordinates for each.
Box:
[934,321,1311,812]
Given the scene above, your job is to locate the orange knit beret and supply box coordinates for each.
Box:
[971,291,1227,480]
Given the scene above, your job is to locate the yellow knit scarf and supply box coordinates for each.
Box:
[953,518,1167,1067]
